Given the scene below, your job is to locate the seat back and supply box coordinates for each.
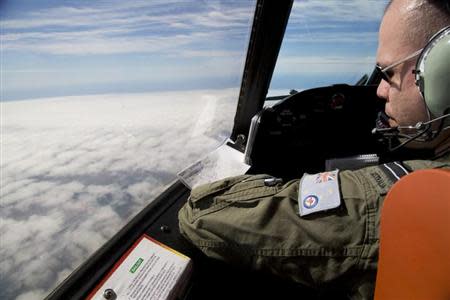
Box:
[374,169,450,300]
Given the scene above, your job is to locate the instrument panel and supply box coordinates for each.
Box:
[246,84,385,179]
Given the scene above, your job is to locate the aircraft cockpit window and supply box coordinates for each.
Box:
[0,1,255,298]
[267,0,389,99]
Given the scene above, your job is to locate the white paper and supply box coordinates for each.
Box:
[88,236,192,300]
[177,143,251,189]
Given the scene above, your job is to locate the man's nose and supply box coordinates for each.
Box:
[376,79,390,101]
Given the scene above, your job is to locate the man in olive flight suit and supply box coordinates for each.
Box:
[179,0,450,299]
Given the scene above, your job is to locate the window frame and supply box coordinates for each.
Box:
[231,0,294,141]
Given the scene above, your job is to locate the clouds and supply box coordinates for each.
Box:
[1,1,253,101]
[274,55,375,75]
[1,0,390,102]
[284,0,388,49]
[267,0,388,91]
[0,89,238,299]
[1,1,253,56]
[291,0,387,24]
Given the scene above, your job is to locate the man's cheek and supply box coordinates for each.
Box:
[388,118,399,127]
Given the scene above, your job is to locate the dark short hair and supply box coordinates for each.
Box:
[429,0,450,16]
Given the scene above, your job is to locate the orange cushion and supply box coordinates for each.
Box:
[375,169,450,300]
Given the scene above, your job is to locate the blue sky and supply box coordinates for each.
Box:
[1,0,388,101]
[1,0,254,101]
[270,0,389,90]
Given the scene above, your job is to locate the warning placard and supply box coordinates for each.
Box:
[87,235,192,300]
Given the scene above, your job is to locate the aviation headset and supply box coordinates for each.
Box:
[415,25,450,129]
[374,25,450,151]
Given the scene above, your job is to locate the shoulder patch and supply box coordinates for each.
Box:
[298,170,341,216]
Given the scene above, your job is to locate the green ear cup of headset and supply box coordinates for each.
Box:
[415,26,450,126]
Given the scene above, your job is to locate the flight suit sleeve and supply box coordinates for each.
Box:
[178,167,392,297]
[178,156,450,299]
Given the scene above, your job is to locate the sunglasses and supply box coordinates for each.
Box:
[375,49,423,84]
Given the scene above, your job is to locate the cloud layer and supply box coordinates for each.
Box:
[0,89,238,299]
